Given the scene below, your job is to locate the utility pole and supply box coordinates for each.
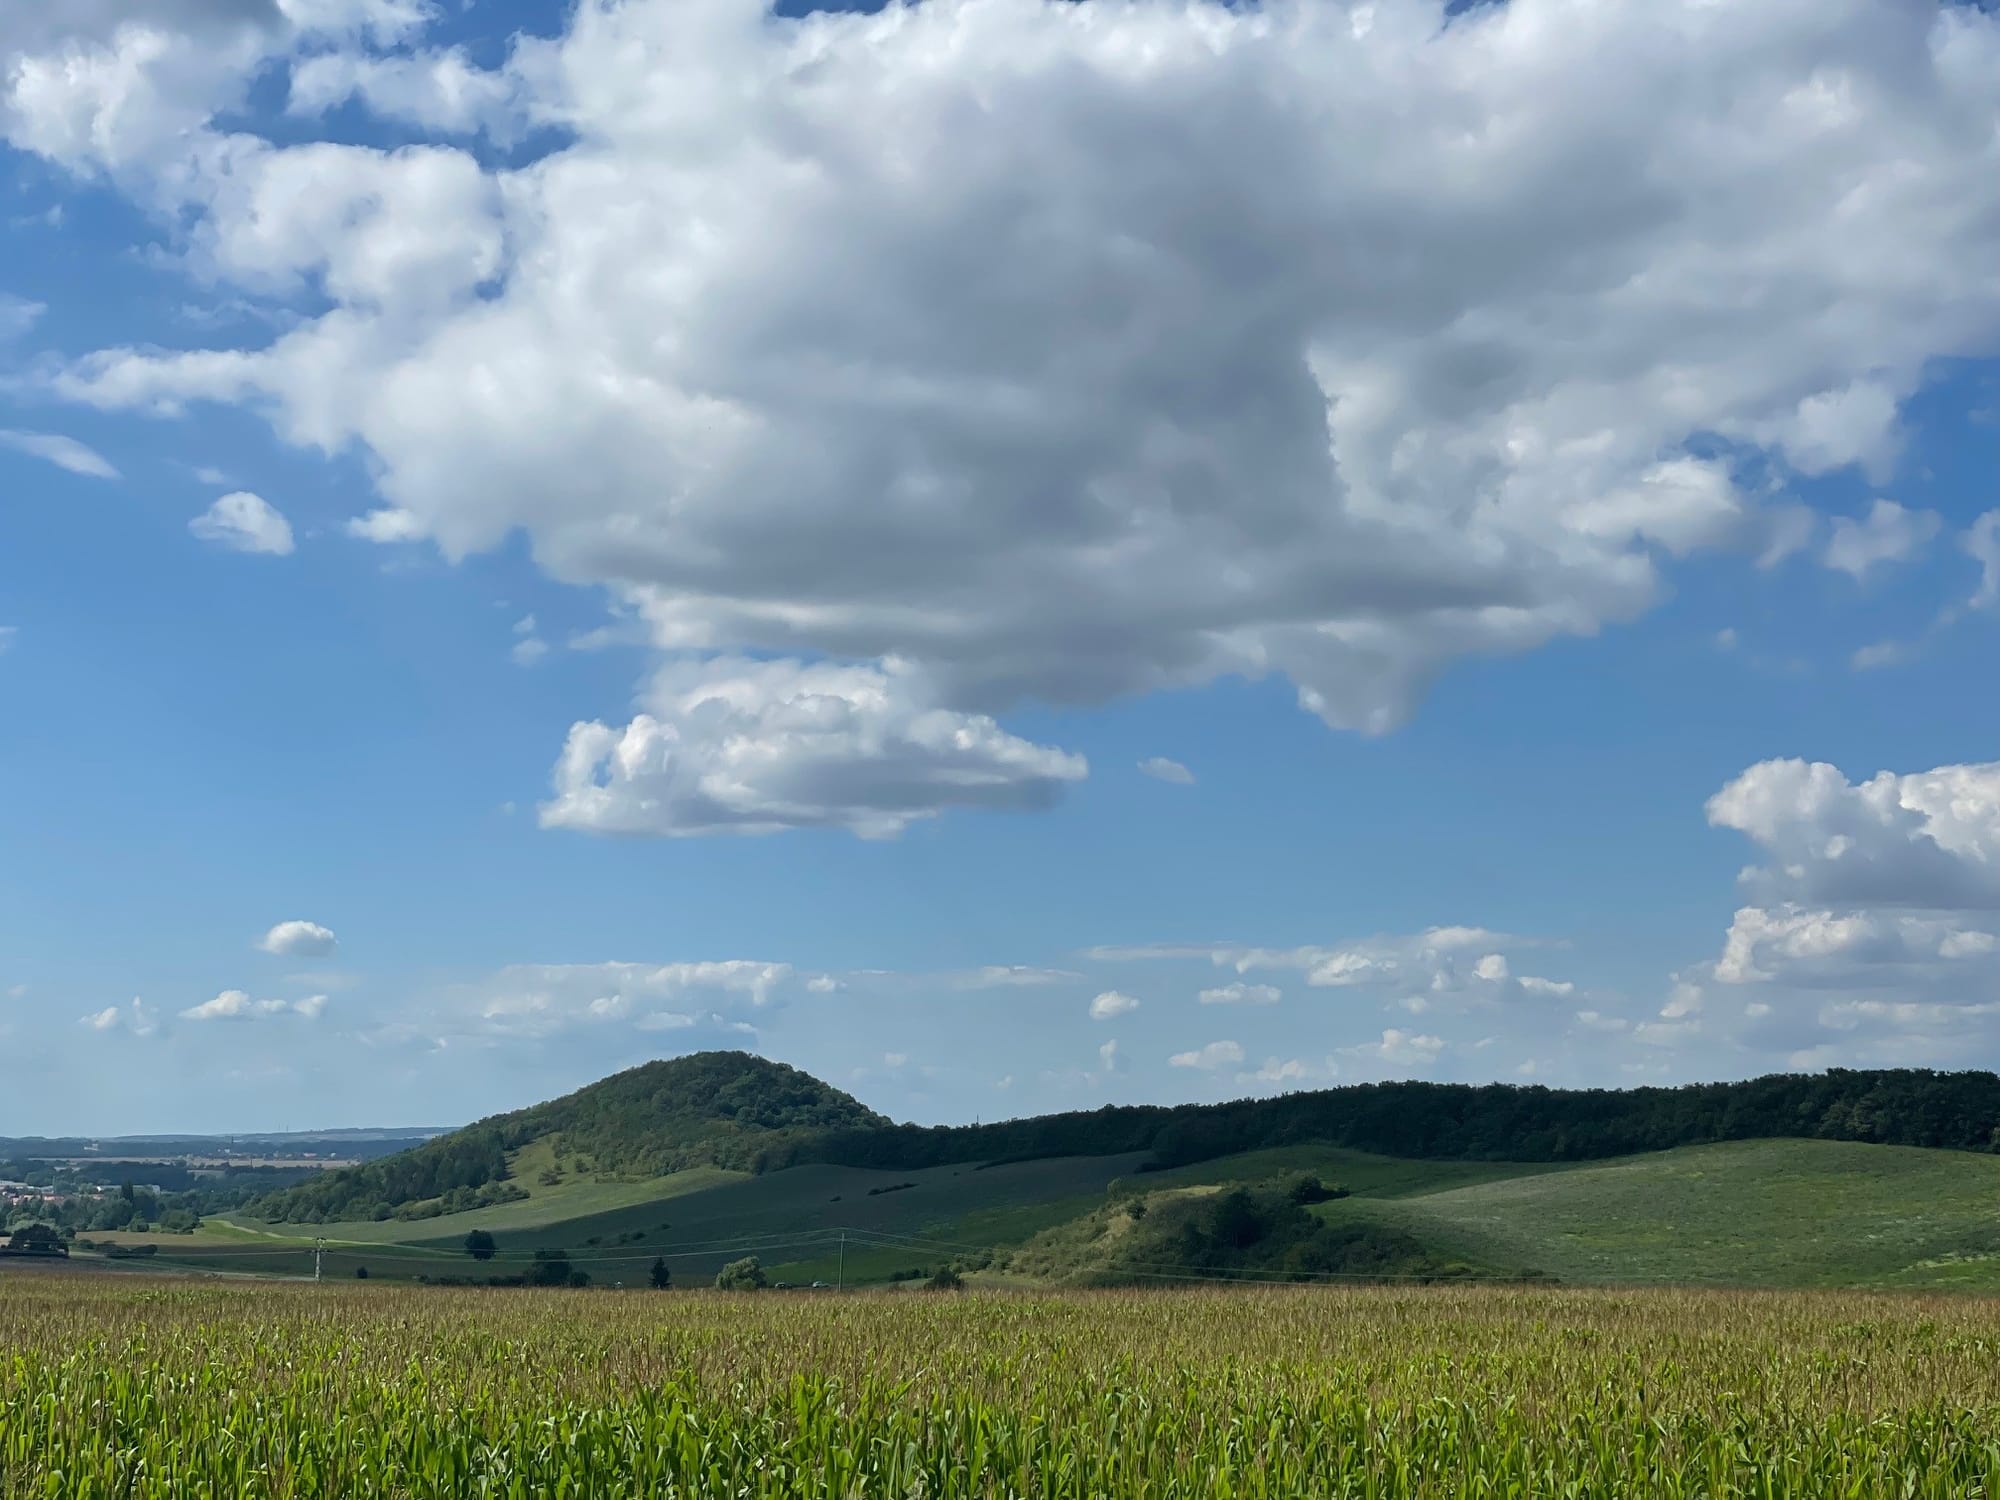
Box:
[837,1231,845,1291]
[314,1238,323,1283]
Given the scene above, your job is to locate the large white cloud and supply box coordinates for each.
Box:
[1695,756,2000,1069]
[35,0,2000,833]
[1707,758,2000,911]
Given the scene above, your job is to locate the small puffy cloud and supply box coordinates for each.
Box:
[1138,757,1195,786]
[1169,1039,1244,1071]
[1096,1038,1124,1074]
[259,920,338,957]
[79,998,155,1036]
[1473,954,1510,982]
[181,989,324,1021]
[1713,628,1739,652]
[0,626,15,654]
[346,508,426,543]
[1088,989,1140,1020]
[1823,500,1941,580]
[805,974,844,994]
[1198,981,1280,1006]
[1366,1028,1447,1066]
[541,657,1086,839]
[0,429,118,479]
[1518,975,1575,998]
[190,491,295,556]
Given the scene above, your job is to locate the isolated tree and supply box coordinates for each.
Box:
[528,1249,574,1287]
[1284,1174,1345,1206]
[464,1230,497,1261]
[716,1255,767,1291]
[5,1224,66,1257]
[925,1265,964,1292]
[649,1256,672,1289]
[354,1266,369,1279]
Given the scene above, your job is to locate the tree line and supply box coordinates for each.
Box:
[765,1068,2000,1172]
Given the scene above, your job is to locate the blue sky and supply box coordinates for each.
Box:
[2,0,1998,1134]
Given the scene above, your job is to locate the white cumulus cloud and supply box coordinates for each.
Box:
[1139,757,1195,786]
[181,989,324,1021]
[1198,981,1281,1006]
[1088,989,1140,1020]
[1169,1039,1245,1071]
[258,920,338,957]
[44,0,2000,834]
[1823,499,1941,580]
[1707,758,2000,911]
[540,657,1086,839]
[191,492,295,556]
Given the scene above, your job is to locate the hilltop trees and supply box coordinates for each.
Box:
[248,1052,884,1223]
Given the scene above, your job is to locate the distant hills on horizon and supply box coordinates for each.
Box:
[237,1051,2000,1226]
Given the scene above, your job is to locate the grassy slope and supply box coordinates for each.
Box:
[1117,1145,1579,1199]
[88,1136,2000,1291]
[100,1153,1151,1284]
[1322,1138,2000,1288]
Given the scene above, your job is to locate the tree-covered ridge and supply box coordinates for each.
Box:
[250,1052,886,1223]
[250,1059,2000,1224]
[778,1068,2000,1173]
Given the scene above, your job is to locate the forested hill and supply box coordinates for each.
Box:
[775,1068,2000,1173]
[249,1058,2000,1224]
[249,1052,885,1224]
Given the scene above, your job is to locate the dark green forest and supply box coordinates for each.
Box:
[784,1067,2000,1172]
[248,1054,2000,1224]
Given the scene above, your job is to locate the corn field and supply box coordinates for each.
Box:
[7,1269,2000,1497]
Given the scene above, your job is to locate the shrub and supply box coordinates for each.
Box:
[717,1256,768,1291]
